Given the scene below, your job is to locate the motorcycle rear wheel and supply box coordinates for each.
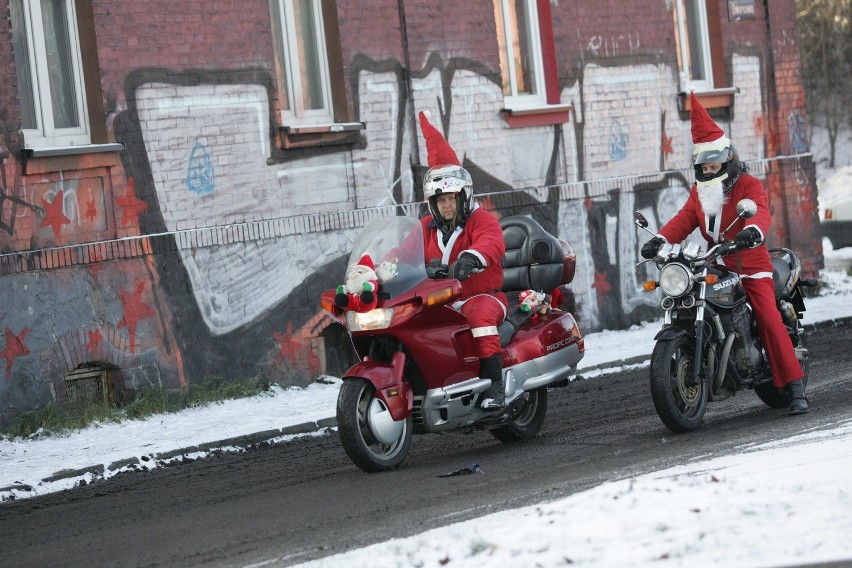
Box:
[650,335,708,433]
[336,378,413,473]
[490,389,547,443]
[754,333,809,409]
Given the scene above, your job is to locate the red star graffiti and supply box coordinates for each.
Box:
[85,197,98,223]
[40,190,71,238]
[85,329,103,354]
[754,115,765,137]
[273,324,301,366]
[1,327,30,378]
[117,281,155,354]
[115,177,148,227]
[591,269,613,305]
[273,324,321,372]
[661,132,673,159]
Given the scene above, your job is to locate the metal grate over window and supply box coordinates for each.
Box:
[64,365,113,407]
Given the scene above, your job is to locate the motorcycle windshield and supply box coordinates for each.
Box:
[348,216,427,299]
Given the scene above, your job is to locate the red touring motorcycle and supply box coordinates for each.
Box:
[321,215,584,472]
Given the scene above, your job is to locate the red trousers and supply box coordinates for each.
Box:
[458,293,508,358]
[742,277,803,388]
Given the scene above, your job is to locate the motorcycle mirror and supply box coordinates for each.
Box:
[634,211,649,228]
[736,199,757,219]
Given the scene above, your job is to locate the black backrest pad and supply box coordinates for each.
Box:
[500,216,564,292]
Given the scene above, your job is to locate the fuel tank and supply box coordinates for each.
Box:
[705,266,747,309]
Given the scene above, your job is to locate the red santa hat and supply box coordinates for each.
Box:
[690,92,730,151]
[419,111,460,168]
[356,254,375,271]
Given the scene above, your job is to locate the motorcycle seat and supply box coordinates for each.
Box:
[500,216,567,294]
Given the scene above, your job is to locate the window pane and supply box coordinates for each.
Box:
[294,0,324,111]
[512,0,537,95]
[684,1,707,82]
[10,0,37,128]
[40,0,80,129]
[493,0,511,96]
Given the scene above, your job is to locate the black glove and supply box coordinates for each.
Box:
[449,252,482,281]
[640,236,665,259]
[734,227,761,249]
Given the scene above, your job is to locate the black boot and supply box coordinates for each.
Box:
[478,354,504,412]
[787,379,809,415]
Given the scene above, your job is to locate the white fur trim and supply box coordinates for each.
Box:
[461,249,488,267]
[471,326,499,337]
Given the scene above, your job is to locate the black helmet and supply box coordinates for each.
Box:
[693,139,741,187]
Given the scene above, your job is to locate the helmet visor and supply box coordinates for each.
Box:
[693,147,732,165]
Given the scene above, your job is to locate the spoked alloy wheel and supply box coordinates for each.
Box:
[336,378,412,473]
[650,335,708,432]
[490,389,548,443]
[754,333,809,409]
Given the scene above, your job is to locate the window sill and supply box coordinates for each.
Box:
[23,142,125,158]
[499,104,573,128]
[678,88,739,112]
[279,122,365,150]
[22,143,125,175]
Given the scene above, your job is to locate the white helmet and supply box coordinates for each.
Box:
[423,164,473,220]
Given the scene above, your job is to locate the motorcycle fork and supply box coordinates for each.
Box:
[690,268,709,386]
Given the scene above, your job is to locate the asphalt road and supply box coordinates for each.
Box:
[1,324,850,568]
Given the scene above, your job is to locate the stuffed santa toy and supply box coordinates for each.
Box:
[518,290,547,314]
[335,255,379,312]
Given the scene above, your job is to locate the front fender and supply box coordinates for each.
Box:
[343,351,413,421]
[654,326,693,342]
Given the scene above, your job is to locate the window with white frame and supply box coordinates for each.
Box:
[10,0,91,148]
[493,0,547,109]
[674,0,714,92]
[271,0,335,126]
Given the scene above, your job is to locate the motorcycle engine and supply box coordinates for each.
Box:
[725,305,762,372]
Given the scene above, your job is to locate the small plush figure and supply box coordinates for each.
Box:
[335,255,379,312]
[518,289,547,314]
[377,257,398,283]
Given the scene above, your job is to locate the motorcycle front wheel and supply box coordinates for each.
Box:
[649,335,708,433]
[490,389,547,443]
[336,378,413,473]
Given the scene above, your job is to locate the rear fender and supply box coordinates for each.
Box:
[343,351,413,421]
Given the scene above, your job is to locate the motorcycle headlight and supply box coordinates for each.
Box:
[346,308,394,331]
[659,263,692,297]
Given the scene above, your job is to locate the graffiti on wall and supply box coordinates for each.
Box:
[1,52,799,423]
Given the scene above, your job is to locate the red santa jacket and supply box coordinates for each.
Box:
[421,205,506,301]
[658,173,774,278]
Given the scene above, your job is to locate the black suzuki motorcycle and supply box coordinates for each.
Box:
[634,199,818,432]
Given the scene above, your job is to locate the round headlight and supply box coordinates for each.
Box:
[659,263,692,297]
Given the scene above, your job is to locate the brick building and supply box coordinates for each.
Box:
[0,0,820,423]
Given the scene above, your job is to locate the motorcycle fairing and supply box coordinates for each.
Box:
[343,351,413,421]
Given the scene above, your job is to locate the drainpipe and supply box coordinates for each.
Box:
[398,0,420,200]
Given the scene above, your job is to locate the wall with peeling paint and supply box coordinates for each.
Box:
[0,0,820,425]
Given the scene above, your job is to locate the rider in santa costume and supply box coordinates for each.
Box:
[417,111,509,410]
[641,92,808,415]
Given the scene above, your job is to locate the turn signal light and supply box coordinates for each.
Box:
[321,296,336,315]
[426,286,455,306]
[704,274,719,284]
[643,280,658,291]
